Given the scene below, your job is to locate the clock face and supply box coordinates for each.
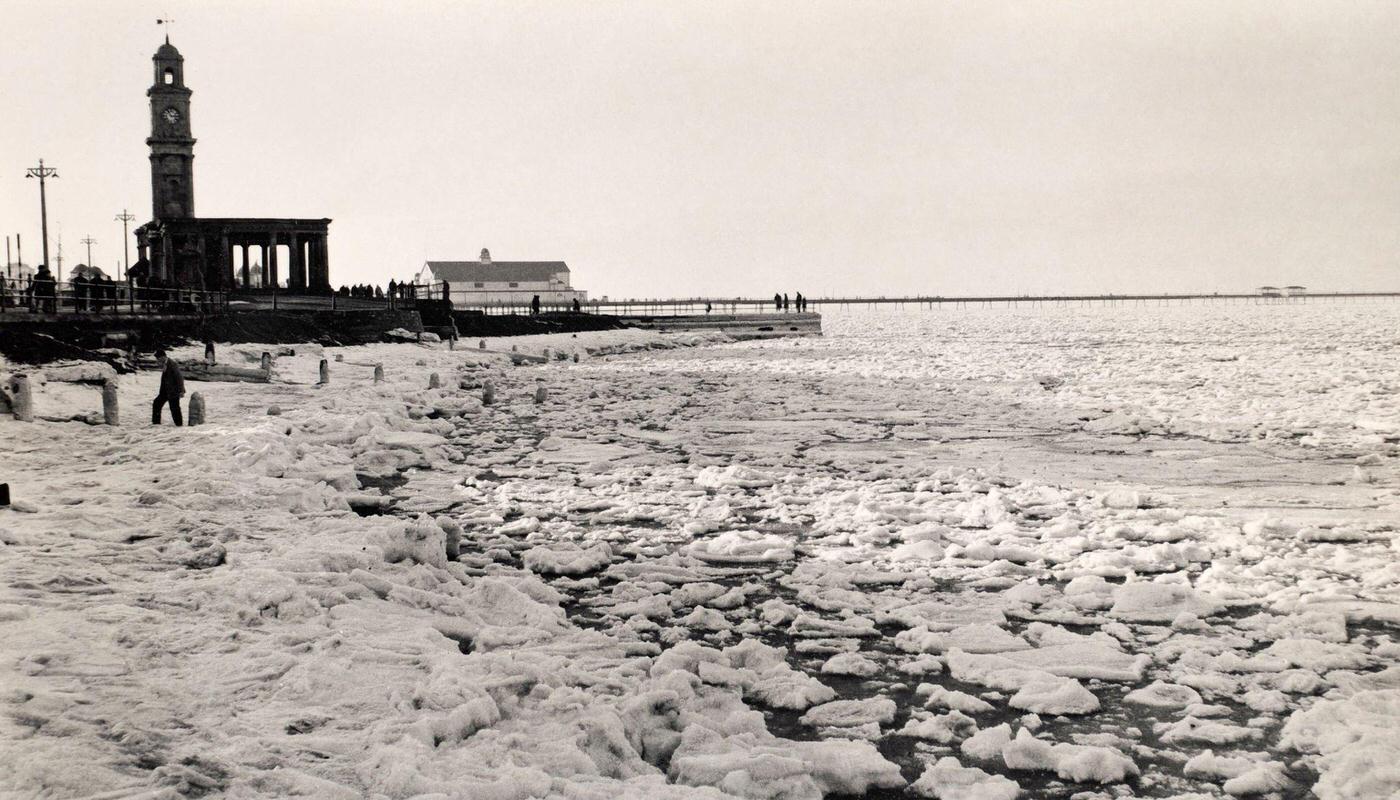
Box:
[162,107,181,124]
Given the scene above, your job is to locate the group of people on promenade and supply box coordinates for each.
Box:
[0,263,205,314]
[68,273,122,312]
[340,283,386,299]
[0,266,58,313]
[773,292,809,312]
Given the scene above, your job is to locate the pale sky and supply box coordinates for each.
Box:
[1,0,1397,297]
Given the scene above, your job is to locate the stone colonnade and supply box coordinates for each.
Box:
[135,218,332,292]
[223,231,330,290]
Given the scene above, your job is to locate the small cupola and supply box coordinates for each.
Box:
[153,41,185,88]
[479,248,491,265]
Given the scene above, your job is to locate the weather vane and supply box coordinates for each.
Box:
[157,17,175,43]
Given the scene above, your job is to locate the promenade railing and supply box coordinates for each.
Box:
[0,278,230,316]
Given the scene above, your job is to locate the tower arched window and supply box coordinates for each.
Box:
[163,69,175,85]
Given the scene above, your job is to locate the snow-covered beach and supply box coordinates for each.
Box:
[2,303,1397,800]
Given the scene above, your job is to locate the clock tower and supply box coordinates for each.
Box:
[147,39,196,219]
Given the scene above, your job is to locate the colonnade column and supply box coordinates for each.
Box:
[240,244,250,287]
[307,236,328,291]
[220,234,232,289]
[289,232,303,291]
[268,233,279,291]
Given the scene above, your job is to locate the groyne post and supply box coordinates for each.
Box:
[188,392,206,426]
[102,379,119,425]
[9,374,33,422]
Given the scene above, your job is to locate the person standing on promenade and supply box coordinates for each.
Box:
[531,295,541,316]
[795,291,804,313]
[152,348,185,426]
[32,265,56,313]
[774,293,782,311]
[782,293,790,311]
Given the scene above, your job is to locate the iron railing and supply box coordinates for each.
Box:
[0,278,230,316]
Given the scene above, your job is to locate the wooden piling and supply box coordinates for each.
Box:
[102,379,119,425]
[318,359,330,385]
[9,374,33,422]
[188,392,206,426]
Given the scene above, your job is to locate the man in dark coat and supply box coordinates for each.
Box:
[152,348,185,426]
[73,273,88,312]
[32,265,56,313]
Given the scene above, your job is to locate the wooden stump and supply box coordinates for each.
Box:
[261,352,273,371]
[102,379,119,425]
[534,385,548,404]
[373,364,384,383]
[482,382,496,406]
[429,373,441,389]
[188,392,206,426]
[318,359,330,385]
[9,374,33,422]
[204,341,216,365]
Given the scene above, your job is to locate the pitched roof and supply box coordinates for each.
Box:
[424,261,569,283]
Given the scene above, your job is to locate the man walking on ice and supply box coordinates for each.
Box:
[152,348,185,426]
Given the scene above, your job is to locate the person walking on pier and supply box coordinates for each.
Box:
[531,294,541,316]
[795,291,804,313]
[782,293,790,312]
[774,292,782,311]
[152,348,185,426]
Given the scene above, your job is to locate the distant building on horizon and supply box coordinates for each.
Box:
[4,262,36,283]
[414,249,587,307]
[70,264,110,281]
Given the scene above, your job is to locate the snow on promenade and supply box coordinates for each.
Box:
[1,304,1397,799]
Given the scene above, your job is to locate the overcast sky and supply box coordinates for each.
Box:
[1,1,1397,297]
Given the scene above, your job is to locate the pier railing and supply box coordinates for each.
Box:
[473,292,1400,316]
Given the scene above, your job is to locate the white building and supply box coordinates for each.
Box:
[414,249,587,307]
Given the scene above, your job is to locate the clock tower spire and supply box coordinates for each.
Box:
[148,40,195,219]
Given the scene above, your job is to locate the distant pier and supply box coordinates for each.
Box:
[582,291,1400,316]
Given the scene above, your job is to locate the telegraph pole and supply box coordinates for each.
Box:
[115,209,136,280]
[81,235,96,270]
[24,159,58,272]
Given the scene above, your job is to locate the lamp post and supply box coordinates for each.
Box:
[24,159,58,272]
[115,209,135,280]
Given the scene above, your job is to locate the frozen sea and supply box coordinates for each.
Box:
[1,302,1397,799]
